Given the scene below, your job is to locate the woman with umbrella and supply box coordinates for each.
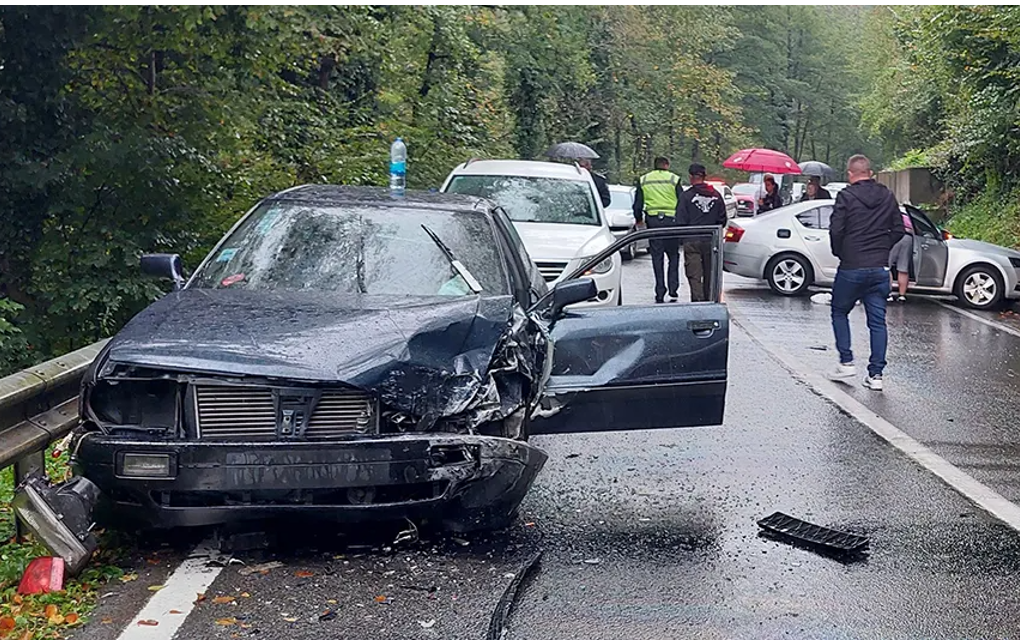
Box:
[759,174,783,212]
[799,177,832,202]
[798,160,834,202]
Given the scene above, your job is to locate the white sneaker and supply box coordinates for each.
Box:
[863,375,884,391]
[829,362,857,381]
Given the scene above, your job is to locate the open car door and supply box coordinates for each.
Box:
[530,227,728,434]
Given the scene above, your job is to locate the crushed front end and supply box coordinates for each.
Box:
[71,296,550,532]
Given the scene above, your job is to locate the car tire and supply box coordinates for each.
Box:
[621,244,635,261]
[955,264,1004,310]
[765,253,813,296]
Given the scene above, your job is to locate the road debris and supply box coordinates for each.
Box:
[12,474,100,576]
[238,561,285,575]
[452,537,470,547]
[318,609,338,622]
[419,619,437,629]
[487,551,542,640]
[17,557,64,594]
[757,511,869,558]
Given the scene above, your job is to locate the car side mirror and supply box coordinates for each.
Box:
[141,253,185,290]
[551,278,598,317]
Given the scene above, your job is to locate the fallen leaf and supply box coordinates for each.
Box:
[240,623,253,629]
[282,617,298,623]
[318,609,337,622]
[16,631,31,640]
[169,610,184,615]
[327,599,337,604]
[212,596,235,604]
[47,613,64,626]
[44,605,58,620]
[214,618,237,626]
[240,592,251,598]
[65,613,80,625]
[374,595,387,603]
[195,593,207,604]
[121,573,139,583]
[0,617,15,631]
[101,618,114,624]
[12,595,22,605]
[138,620,159,626]
[294,570,314,578]
[147,585,165,592]
[147,559,160,565]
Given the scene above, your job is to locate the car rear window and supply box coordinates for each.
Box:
[608,189,633,210]
[190,202,508,296]
[445,175,600,226]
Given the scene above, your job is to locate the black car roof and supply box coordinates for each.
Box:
[267,185,491,215]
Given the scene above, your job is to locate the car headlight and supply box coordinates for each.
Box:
[88,379,177,429]
[582,256,615,275]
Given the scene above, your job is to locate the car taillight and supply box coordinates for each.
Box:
[724,226,744,243]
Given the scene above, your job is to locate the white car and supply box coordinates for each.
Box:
[707,182,738,219]
[722,200,1020,310]
[824,182,848,198]
[441,160,623,306]
[605,184,649,261]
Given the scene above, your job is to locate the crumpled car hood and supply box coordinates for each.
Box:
[100,289,522,424]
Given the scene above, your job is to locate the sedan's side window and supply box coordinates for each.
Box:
[818,206,834,230]
[910,211,940,239]
[796,209,821,229]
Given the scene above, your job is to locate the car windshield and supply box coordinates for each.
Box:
[190,202,507,296]
[608,189,633,210]
[732,184,759,196]
[445,175,600,226]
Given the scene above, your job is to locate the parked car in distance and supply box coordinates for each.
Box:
[442,159,623,306]
[73,186,730,532]
[707,181,738,219]
[604,184,649,260]
[722,200,1020,310]
[824,182,848,198]
[732,183,759,217]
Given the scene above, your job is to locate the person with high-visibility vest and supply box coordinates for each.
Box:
[633,157,684,303]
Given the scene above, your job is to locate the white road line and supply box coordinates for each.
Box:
[730,309,1020,533]
[931,299,1020,339]
[116,539,224,640]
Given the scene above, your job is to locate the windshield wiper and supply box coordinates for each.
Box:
[420,224,483,294]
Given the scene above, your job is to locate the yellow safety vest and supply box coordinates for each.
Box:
[639,170,681,216]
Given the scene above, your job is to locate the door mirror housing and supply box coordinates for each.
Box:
[141,254,185,290]
[551,279,598,317]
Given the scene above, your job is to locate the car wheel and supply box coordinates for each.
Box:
[620,244,635,261]
[765,254,813,296]
[955,264,1004,310]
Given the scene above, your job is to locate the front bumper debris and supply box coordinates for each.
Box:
[73,433,547,533]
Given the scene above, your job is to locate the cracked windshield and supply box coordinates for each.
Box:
[3,5,1020,640]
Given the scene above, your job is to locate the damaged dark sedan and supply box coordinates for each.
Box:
[71,186,729,532]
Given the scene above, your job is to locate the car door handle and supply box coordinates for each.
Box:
[804,235,821,242]
[688,319,720,338]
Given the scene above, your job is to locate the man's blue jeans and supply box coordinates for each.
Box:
[831,267,891,377]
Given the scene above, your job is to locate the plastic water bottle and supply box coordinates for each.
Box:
[389,137,407,196]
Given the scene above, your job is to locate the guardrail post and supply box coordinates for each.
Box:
[13,450,45,542]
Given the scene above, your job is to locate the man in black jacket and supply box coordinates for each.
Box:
[828,154,905,391]
[677,163,727,302]
[578,158,611,208]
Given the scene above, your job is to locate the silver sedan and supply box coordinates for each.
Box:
[722,201,1020,310]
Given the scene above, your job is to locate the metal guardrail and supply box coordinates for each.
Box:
[0,340,106,537]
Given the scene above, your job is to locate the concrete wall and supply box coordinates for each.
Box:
[877,168,943,205]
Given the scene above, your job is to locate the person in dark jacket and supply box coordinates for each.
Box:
[677,163,727,302]
[828,154,905,391]
[799,176,832,202]
[578,158,611,208]
[758,174,783,212]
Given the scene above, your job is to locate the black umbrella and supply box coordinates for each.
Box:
[798,160,834,179]
[544,141,599,160]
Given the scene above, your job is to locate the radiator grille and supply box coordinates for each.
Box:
[195,386,375,441]
[535,260,569,282]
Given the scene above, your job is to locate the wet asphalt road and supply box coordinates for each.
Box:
[80,255,1020,639]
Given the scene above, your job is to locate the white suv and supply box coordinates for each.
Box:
[441,159,623,306]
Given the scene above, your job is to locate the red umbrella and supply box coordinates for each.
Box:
[723,148,801,174]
